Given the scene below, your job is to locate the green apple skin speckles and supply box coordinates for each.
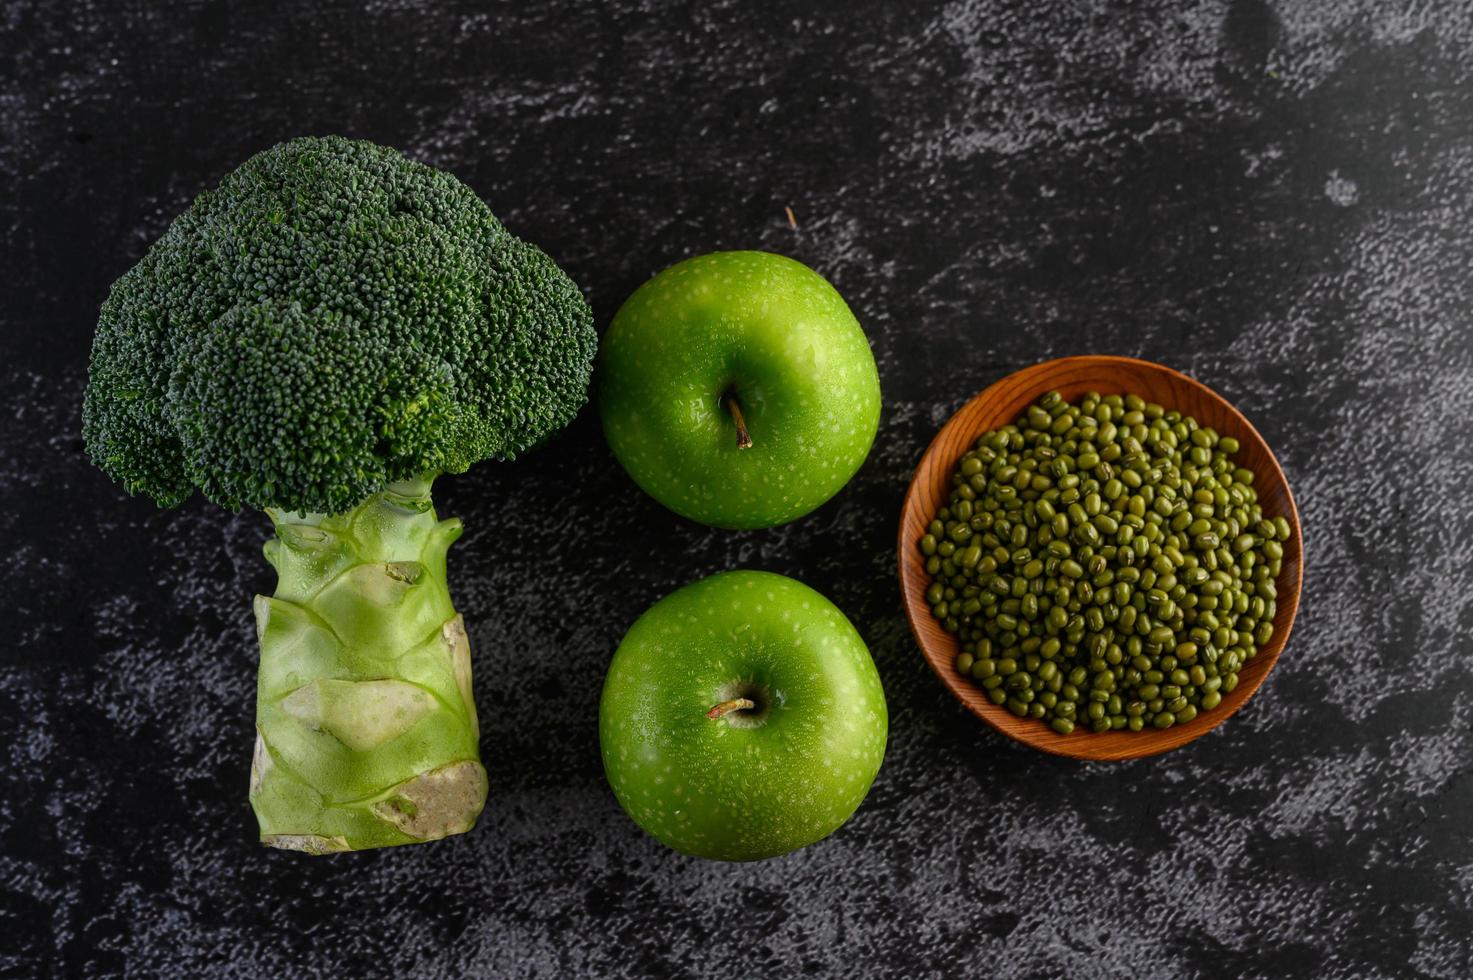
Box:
[597,251,882,530]
[598,570,888,862]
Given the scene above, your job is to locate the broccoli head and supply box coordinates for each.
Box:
[83,136,597,852]
[83,135,596,515]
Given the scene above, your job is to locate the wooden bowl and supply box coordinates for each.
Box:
[898,356,1303,760]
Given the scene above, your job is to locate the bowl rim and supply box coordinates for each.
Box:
[897,355,1304,760]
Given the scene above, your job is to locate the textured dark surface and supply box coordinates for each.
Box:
[2,0,1471,976]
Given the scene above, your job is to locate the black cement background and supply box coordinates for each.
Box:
[2,1,1472,977]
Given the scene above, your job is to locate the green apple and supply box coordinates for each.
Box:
[599,570,887,861]
[598,251,881,529]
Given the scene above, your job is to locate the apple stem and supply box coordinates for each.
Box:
[706,697,756,720]
[724,394,754,450]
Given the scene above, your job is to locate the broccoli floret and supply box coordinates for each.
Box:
[83,135,595,514]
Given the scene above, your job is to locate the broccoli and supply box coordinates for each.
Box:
[83,136,596,854]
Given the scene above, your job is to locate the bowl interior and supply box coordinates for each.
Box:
[898,356,1303,760]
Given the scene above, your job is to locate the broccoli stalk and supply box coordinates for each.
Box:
[83,136,596,853]
[250,476,484,853]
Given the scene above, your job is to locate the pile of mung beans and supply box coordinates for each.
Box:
[920,390,1290,735]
